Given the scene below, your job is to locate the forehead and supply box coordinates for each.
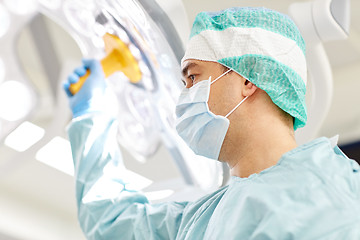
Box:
[182,59,203,69]
[181,60,201,77]
[181,60,222,73]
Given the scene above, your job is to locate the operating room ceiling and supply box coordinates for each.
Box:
[0,0,359,239]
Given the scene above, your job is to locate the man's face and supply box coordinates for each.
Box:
[181,59,246,118]
[181,59,225,88]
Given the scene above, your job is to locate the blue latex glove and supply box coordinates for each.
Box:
[63,59,107,118]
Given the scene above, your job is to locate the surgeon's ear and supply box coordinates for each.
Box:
[243,80,257,97]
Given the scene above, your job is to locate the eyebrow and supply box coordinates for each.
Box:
[181,62,198,77]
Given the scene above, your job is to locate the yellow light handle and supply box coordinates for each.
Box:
[69,70,90,95]
[69,34,142,95]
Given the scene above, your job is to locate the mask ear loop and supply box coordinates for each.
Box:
[225,96,249,118]
[210,69,232,85]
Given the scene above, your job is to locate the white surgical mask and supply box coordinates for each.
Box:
[175,70,248,160]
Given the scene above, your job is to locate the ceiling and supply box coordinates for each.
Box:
[0,0,359,239]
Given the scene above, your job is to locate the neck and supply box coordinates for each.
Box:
[223,114,297,178]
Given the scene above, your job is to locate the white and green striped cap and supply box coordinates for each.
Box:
[182,7,307,130]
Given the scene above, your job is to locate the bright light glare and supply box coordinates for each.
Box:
[102,162,153,191]
[0,81,33,121]
[38,0,61,9]
[4,0,38,15]
[35,136,74,176]
[144,190,175,201]
[0,4,10,38]
[128,44,141,60]
[122,170,153,191]
[0,58,4,84]
[121,0,147,27]
[4,121,45,152]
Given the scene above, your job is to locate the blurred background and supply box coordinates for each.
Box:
[0,0,358,239]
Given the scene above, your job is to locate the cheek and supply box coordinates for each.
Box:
[195,74,211,83]
[208,86,231,116]
[208,80,243,116]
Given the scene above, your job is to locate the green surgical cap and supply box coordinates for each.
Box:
[182,7,307,130]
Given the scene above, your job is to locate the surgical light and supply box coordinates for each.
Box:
[0,4,10,38]
[3,0,38,15]
[116,0,147,28]
[115,84,161,161]
[126,89,152,125]
[128,44,142,60]
[63,0,96,37]
[91,35,105,49]
[15,0,222,190]
[35,136,74,176]
[4,121,45,152]
[117,112,160,162]
[0,81,33,121]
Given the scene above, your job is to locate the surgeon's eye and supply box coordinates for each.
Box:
[189,75,196,82]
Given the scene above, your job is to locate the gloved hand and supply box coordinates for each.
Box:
[63,59,107,118]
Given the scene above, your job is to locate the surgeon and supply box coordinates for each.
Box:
[63,7,360,240]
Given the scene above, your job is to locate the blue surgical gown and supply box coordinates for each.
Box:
[68,114,360,240]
